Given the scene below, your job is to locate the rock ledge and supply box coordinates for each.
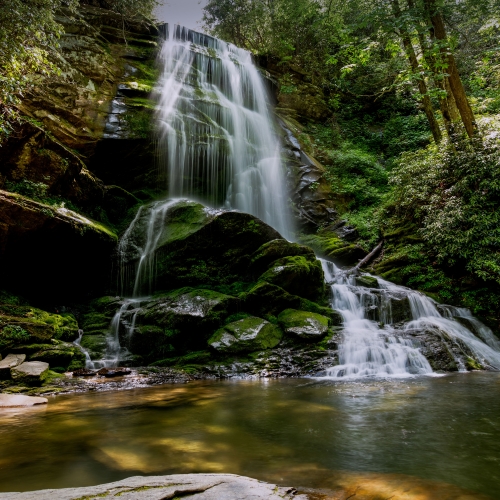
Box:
[0,474,309,500]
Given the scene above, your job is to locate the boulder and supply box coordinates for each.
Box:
[129,288,240,361]
[278,309,330,340]
[11,361,50,385]
[0,394,48,407]
[208,317,283,354]
[118,200,282,294]
[0,353,26,378]
[257,255,324,301]
[97,367,131,377]
[355,275,379,289]
[250,239,315,276]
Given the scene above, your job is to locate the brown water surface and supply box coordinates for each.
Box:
[0,373,499,499]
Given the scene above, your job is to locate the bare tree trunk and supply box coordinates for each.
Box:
[391,0,442,143]
[424,0,477,137]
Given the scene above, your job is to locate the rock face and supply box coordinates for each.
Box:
[11,362,50,385]
[0,474,307,500]
[0,190,117,301]
[209,317,283,353]
[278,309,330,340]
[0,394,48,407]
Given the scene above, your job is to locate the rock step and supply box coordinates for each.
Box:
[10,361,50,385]
[0,354,26,376]
[0,474,308,499]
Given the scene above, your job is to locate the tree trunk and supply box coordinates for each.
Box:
[424,0,477,137]
[391,0,442,143]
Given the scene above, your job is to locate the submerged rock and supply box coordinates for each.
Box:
[208,317,283,354]
[0,473,306,500]
[0,394,48,408]
[278,309,330,340]
[97,367,131,377]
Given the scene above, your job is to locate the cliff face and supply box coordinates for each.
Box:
[0,5,160,302]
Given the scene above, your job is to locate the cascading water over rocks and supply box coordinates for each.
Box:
[155,26,292,239]
[320,260,500,378]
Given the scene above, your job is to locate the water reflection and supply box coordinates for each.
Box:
[0,374,499,498]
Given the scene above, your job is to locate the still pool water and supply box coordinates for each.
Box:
[1,373,500,499]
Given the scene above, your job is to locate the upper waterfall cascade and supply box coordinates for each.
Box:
[321,260,500,378]
[156,25,292,239]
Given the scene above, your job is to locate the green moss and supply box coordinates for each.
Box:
[208,316,283,353]
[257,255,324,300]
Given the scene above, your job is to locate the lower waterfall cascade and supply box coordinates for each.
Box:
[320,260,500,378]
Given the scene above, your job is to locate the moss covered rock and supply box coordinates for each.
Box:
[278,309,329,340]
[11,361,50,386]
[208,317,283,354]
[257,255,324,301]
[355,275,379,289]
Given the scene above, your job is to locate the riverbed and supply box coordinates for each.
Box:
[1,373,499,498]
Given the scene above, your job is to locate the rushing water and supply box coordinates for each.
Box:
[155,26,291,238]
[0,376,499,498]
[321,260,500,378]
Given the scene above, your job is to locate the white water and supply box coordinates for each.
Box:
[156,25,292,239]
[320,260,500,378]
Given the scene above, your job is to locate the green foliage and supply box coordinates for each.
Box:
[389,134,500,284]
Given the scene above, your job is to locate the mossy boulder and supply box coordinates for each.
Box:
[250,239,315,276]
[208,317,283,354]
[27,342,86,371]
[119,200,283,293]
[257,255,324,301]
[278,309,329,340]
[129,288,240,362]
[299,231,366,266]
[355,275,379,289]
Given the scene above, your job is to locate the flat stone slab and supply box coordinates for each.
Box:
[11,361,49,384]
[0,394,48,407]
[0,354,26,371]
[0,474,308,500]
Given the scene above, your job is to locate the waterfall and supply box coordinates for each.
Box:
[320,260,500,378]
[155,25,292,239]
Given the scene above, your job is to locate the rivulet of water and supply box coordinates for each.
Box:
[155,25,292,239]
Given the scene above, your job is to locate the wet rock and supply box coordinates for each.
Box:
[208,317,283,354]
[257,255,324,301]
[79,333,108,360]
[11,361,49,385]
[278,309,329,340]
[97,367,132,377]
[27,342,86,371]
[119,200,283,292]
[0,473,307,500]
[250,239,315,276]
[72,368,96,377]
[0,354,26,378]
[355,275,379,289]
[0,394,48,407]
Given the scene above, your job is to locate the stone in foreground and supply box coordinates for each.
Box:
[0,474,307,500]
[0,354,26,378]
[0,394,48,407]
[209,317,283,353]
[278,309,329,340]
[10,361,49,385]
